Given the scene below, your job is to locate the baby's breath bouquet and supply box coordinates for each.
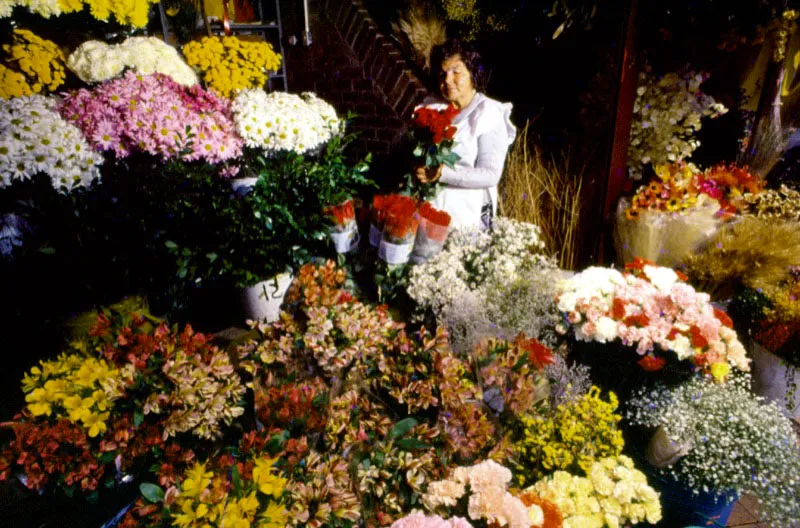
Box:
[407,217,561,353]
[627,374,800,525]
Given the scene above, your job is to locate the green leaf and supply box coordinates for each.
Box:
[389,417,418,439]
[38,246,56,255]
[133,410,144,428]
[231,463,242,495]
[140,482,165,504]
[165,240,178,250]
[396,438,431,451]
[266,430,289,454]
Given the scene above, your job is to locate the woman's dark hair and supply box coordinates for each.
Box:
[431,38,487,92]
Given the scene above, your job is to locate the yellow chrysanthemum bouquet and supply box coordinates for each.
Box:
[0,29,66,99]
[1,0,158,27]
[182,35,282,98]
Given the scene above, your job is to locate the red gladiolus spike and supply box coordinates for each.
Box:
[638,355,666,371]
[713,307,734,328]
[612,298,627,320]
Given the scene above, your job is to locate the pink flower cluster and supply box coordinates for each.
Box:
[390,513,472,528]
[556,259,750,375]
[59,72,242,163]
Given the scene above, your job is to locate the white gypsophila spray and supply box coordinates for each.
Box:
[627,373,800,525]
[0,94,103,192]
[231,90,341,156]
[627,68,727,180]
[408,217,560,353]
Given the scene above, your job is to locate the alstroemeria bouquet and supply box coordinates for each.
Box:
[60,72,242,164]
[555,258,750,380]
[407,103,460,200]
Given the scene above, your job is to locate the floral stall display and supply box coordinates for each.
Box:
[231,90,340,156]
[0,29,66,100]
[67,36,198,86]
[555,258,750,388]
[627,373,800,525]
[408,217,560,352]
[182,36,282,98]
[526,456,662,528]
[0,94,103,191]
[0,306,246,501]
[407,102,460,200]
[0,0,159,27]
[59,71,242,164]
[627,67,727,181]
[614,162,763,266]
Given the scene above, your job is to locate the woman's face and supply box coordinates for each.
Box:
[439,54,475,109]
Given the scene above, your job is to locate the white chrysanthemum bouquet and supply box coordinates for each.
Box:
[67,36,199,86]
[231,90,340,156]
[0,94,102,192]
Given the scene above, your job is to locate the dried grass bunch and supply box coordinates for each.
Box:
[499,121,584,269]
[681,216,800,300]
[391,1,447,72]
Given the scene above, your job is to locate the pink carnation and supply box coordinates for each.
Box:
[391,513,473,528]
[59,72,242,164]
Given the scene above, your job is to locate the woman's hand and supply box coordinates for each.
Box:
[415,165,443,184]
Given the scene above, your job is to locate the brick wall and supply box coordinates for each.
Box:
[282,0,429,167]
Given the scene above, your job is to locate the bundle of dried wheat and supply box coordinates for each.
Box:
[391,1,447,72]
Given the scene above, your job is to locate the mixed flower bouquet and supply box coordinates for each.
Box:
[60,72,242,164]
[0,0,158,26]
[0,94,103,191]
[627,374,800,525]
[182,36,282,98]
[615,162,763,266]
[627,68,727,180]
[555,258,750,382]
[407,103,460,200]
[0,29,65,100]
[231,90,340,156]
[67,36,198,86]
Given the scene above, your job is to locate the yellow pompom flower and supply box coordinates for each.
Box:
[0,29,65,99]
[182,36,281,98]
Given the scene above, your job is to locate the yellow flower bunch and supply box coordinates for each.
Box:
[1,0,157,28]
[0,29,65,99]
[172,458,288,528]
[182,36,282,98]
[512,387,624,485]
[21,353,124,437]
[528,456,662,528]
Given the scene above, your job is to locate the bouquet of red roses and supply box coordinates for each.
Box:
[410,202,451,263]
[407,103,461,200]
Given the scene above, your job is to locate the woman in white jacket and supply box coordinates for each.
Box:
[416,39,516,229]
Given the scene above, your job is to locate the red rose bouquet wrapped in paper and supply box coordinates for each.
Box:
[323,199,359,254]
[378,194,419,265]
[411,202,451,263]
[407,103,460,200]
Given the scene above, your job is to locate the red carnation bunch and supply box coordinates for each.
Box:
[324,199,355,229]
[412,104,459,144]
